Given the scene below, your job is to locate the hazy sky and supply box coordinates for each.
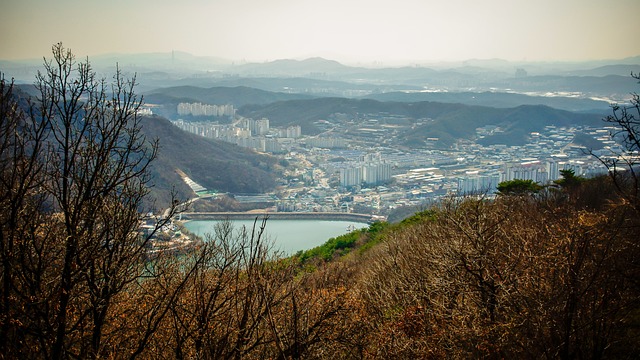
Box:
[2,0,639,64]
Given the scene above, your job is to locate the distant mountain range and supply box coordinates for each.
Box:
[5,53,638,101]
[133,62,638,101]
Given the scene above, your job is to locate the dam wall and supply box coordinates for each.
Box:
[179,212,374,223]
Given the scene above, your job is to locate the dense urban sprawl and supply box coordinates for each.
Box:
[171,105,614,216]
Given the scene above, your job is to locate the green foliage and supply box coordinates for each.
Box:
[295,213,442,264]
[399,209,437,226]
[554,169,586,188]
[497,178,543,195]
[297,221,390,263]
[298,230,361,262]
[359,178,640,358]
[357,221,390,253]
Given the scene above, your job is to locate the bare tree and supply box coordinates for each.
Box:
[592,73,640,213]
[2,46,360,359]
[358,193,639,358]
[0,73,51,357]
[0,43,183,359]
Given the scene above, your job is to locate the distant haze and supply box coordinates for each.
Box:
[1,0,639,65]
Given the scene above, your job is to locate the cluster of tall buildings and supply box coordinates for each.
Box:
[177,102,235,117]
[278,125,302,139]
[457,173,501,194]
[236,137,284,153]
[172,121,242,139]
[235,118,301,139]
[339,163,393,188]
[238,118,271,136]
[456,158,607,194]
[305,137,347,149]
[172,117,302,154]
[337,154,393,188]
[504,159,550,184]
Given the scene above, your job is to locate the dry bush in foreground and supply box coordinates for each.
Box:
[358,193,640,359]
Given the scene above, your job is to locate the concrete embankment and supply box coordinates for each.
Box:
[179,212,375,223]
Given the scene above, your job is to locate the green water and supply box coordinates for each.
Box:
[184,219,368,255]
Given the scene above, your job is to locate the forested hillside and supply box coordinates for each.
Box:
[140,115,279,207]
[345,178,639,358]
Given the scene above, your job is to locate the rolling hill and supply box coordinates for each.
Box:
[140,115,279,207]
[364,90,610,113]
[237,98,604,147]
[146,85,313,107]
[144,86,314,118]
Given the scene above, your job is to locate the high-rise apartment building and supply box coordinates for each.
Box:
[340,163,392,187]
[340,167,362,187]
[177,102,235,117]
[457,174,501,194]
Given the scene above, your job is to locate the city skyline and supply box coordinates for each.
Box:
[2,0,639,65]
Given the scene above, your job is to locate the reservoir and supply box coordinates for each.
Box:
[184,220,369,254]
